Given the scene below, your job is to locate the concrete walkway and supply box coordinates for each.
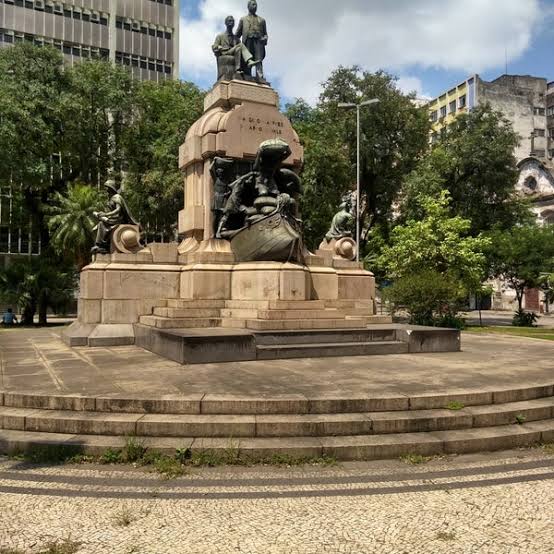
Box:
[0,327,552,400]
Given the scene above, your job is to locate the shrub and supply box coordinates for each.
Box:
[382,269,467,328]
[512,309,538,328]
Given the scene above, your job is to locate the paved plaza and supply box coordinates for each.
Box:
[0,448,553,553]
[0,327,553,399]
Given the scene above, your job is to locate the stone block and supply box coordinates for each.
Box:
[337,269,375,300]
[492,385,554,404]
[3,393,95,411]
[308,267,339,300]
[232,263,309,301]
[80,270,104,299]
[101,299,159,324]
[180,264,233,300]
[137,414,256,438]
[61,321,96,347]
[201,395,310,415]
[396,327,461,353]
[178,206,206,235]
[110,252,153,264]
[78,299,102,324]
[94,395,203,415]
[87,324,135,347]
[24,412,141,436]
[103,267,180,300]
[204,80,280,111]
[148,243,179,264]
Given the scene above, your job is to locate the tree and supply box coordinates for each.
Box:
[318,68,430,246]
[401,105,531,234]
[379,191,490,326]
[62,60,136,186]
[47,183,105,270]
[0,43,67,246]
[123,80,204,241]
[285,99,353,250]
[486,224,554,313]
[0,256,76,325]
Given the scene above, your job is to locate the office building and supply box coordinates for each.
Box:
[0,0,180,81]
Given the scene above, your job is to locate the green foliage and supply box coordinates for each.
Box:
[38,539,81,554]
[400,454,433,465]
[100,448,122,464]
[47,184,105,269]
[486,224,554,312]
[402,105,529,234]
[122,437,148,463]
[515,414,527,425]
[512,309,538,328]
[318,68,431,243]
[446,401,465,411]
[285,99,352,250]
[123,80,204,241]
[0,255,77,325]
[382,270,467,327]
[379,192,488,326]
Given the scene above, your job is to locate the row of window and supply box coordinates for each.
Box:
[0,0,109,26]
[0,29,109,57]
[115,51,172,75]
[115,17,172,40]
[149,0,173,5]
[430,95,467,122]
[547,107,554,117]
[534,107,546,116]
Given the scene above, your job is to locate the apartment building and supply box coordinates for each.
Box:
[0,0,180,81]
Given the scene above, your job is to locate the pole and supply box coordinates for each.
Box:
[356,105,361,263]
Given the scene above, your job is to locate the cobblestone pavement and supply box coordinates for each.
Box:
[0,449,553,553]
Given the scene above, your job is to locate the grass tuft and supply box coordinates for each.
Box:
[445,401,465,411]
[400,453,433,465]
[436,531,457,542]
[38,539,81,554]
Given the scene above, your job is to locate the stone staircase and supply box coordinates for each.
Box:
[1,385,553,461]
[138,299,390,331]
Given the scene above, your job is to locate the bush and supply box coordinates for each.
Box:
[382,269,467,328]
[512,309,538,328]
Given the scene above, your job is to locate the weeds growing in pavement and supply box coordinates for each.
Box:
[8,438,339,474]
[514,414,527,425]
[113,507,137,527]
[445,401,465,411]
[542,443,554,455]
[400,453,433,465]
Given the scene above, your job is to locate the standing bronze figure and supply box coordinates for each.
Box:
[236,0,268,82]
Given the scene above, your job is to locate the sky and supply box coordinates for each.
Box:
[179,0,554,104]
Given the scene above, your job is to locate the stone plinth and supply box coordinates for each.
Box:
[178,80,303,244]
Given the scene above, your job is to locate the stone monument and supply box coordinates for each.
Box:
[63,2,384,351]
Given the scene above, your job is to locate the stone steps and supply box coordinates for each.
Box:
[1,398,553,439]
[153,308,223,319]
[139,316,222,329]
[256,341,409,360]
[252,328,397,345]
[244,318,376,331]
[1,419,553,461]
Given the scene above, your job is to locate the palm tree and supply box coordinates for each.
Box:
[47,183,104,270]
[0,256,76,325]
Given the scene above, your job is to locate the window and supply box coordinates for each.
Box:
[63,44,71,54]
[429,110,438,123]
[459,95,466,109]
[535,129,546,137]
[140,57,147,69]
[82,12,90,22]
[449,100,456,114]
[440,106,447,118]
[24,0,33,8]
[100,15,108,26]
[547,107,554,117]
[116,19,123,29]
[44,3,52,13]
[149,27,156,37]
[156,29,163,38]
[164,64,171,74]
[63,7,71,18]
[140,25,148,35]
[534,107,546,116]
[72,9,81,20]
[123,21,131,31]
[164,30,172,40]
[550,129,554,139]
[14,0,24,6]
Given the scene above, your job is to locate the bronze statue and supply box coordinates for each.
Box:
[210,157,234,235]
[325,194,355,242]
[236,0,268,82]
[212,15,258,81]
[91,181,139,255]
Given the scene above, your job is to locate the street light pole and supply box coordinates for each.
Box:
[338,98,380,262]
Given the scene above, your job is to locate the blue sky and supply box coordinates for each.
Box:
[179,0,554,103]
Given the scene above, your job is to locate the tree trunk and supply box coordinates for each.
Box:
[22,301,36,326]
[515,288,524,312]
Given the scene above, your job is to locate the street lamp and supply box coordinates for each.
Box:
[338,98,380,262]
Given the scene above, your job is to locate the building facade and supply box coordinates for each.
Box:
[0,0,180,81]
[428,74,554,313]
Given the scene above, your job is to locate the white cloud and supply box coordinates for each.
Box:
[180,0,541,103]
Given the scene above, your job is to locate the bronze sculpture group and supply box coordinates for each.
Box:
[212,0,268,83]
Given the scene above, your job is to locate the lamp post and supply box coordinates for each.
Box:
[338,98,380,262]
